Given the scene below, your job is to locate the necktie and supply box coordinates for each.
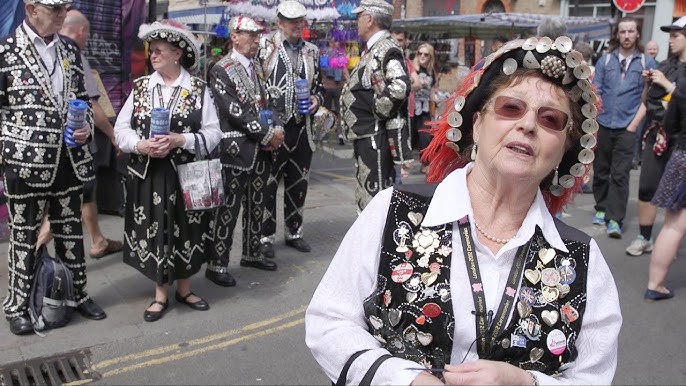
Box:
[249,61,257,85]
[620,58,627,80]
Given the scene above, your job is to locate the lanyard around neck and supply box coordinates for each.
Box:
[457,217,530,357]
[154,83,181,111]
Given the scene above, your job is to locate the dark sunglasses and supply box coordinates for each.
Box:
[487,95,570,132]
[418,52,431,56]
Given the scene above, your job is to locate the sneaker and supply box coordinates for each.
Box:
[592,211,606,226]
[606,220,622,239]
[626,235,654,256]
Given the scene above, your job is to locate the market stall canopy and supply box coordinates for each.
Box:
[395,13,612,41]
[167,1,228,25]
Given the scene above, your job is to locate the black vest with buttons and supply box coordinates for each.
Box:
[362,185,590,376]
[127,76,205,179]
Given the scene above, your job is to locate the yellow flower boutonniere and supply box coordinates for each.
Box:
[180,89,189,98]
[63,59,70,68]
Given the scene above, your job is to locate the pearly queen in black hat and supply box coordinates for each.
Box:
[138,20,201,70]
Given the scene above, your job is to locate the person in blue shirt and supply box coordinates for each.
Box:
[591,16,656,238]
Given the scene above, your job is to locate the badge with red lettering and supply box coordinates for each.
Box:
[561,304,579,324]
[391,262,413,283]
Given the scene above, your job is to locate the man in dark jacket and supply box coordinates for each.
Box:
[206,15,284,286]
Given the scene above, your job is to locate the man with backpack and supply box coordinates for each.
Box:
[0,0,107,335]
[591,17,656,239]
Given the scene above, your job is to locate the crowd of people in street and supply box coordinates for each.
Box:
[0,0,684,384]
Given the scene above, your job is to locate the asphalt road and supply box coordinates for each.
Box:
[0,143,684,385]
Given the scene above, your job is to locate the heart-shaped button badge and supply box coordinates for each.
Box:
[538,247,556,265]
[517,301,532,318]
[541,309,559,326]
[417,331,433,346]
[408,212,423,226]
[388,309,402,327]
[542,286,560,303]
[529,347,545,362]
[524,269,541,285]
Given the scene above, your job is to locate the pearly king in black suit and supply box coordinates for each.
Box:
[340,31,412,212]
[207,50,281,276]
[258,30,323,249]
[0,23,95,319]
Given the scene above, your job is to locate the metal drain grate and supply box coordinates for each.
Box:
[0,349,100,386]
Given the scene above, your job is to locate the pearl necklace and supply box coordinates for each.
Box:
[474,222,515,244]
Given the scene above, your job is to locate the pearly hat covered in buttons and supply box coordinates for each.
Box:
[229,15,264,33]
[277,0,307,19]
[352,0,394,17]
[24,0,71,5]
[138,20,201,70]
[424,36,601,214]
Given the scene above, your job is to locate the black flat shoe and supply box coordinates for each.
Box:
[285,238,311,253]
[240,259,278,271]
[9,315,33,335]
[205,270,237,287]
[144,300,168,322]
[644,288,674,302]
[175,292,209,311]
[261,242,275,258]
[77,299,107,320]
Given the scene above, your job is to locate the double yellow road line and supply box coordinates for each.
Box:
[90,306,307,379]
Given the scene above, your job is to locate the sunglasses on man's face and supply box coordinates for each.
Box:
[487,95,570,132]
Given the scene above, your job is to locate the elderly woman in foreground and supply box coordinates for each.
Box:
[114,20,221,322]
[306,36,621,385]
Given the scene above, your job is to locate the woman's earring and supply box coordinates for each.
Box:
[471,143,477,161]
[174,60,179,65]
[552,165,559,186]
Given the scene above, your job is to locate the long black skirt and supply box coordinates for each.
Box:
[123,158,210,285]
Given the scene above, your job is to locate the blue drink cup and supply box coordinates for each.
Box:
[65,99,87,147]
[150,107,171,138]
[294,79,311,115]
[259,109,273,127]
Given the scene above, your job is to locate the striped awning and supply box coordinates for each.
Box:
[395,13,612,41]
[167,4,227,26]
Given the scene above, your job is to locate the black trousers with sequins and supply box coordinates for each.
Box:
[207,151,272,270]
[2,152,88,319]
[353,131,396,212]
[262,119,313,241]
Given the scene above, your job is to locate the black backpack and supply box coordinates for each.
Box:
[28,246,77,332]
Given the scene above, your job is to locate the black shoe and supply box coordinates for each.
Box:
[261,242,275,258]
[175,292,210,311]
[77,299,107,320]
[285,238,311,253]
[9,315,32,335]
[205,270,237,287]
[644,288,674,302]
[240,259,278,271]
[338,136,345,146]
[143,300,168,322]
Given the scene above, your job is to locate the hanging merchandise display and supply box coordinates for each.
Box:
[223,0,341,22]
